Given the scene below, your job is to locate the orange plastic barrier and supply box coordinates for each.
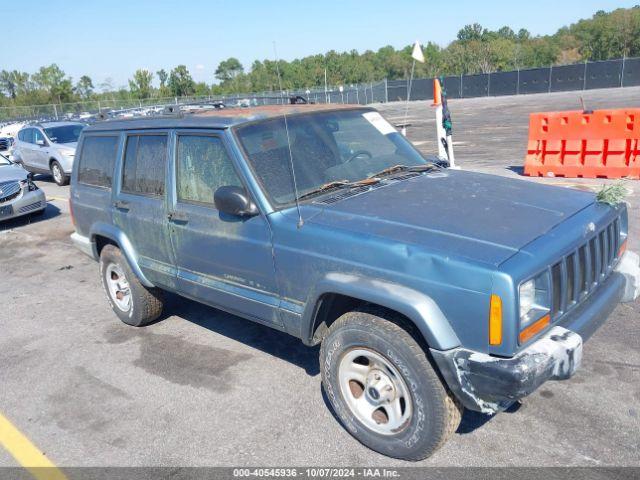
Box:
[524,109,640,179]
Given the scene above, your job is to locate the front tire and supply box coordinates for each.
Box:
[50,160,68,186]
[99,244,164,326]
[320,308,462,461]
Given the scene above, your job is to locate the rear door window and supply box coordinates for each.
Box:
[77,135,119,188]
[21,128,34,143]
[122,134,167,196]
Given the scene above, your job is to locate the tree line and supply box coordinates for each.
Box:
[1,6,638,109]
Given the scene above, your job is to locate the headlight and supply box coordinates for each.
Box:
[19,177,38,191]
[519,272,550,328]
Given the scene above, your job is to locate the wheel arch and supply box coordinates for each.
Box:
[90,222,154,288]
[302,273,460,351]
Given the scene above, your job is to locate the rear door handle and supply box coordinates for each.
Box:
[168,211,189,223]
[114,200,130,211]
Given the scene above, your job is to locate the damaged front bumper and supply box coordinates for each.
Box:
[431,327,582,414]
[431,250,639,414]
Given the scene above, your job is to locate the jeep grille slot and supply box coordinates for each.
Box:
[549,217,620,320]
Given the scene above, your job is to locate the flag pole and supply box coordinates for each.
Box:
[401,58,416,137]
[432,77,458,168]
[401,41,424,136]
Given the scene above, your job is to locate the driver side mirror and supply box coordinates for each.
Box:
[214,185,259,217]
[35,139,46,147]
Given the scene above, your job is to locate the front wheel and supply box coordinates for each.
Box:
[320,308,462,461]
[50,160,68,186]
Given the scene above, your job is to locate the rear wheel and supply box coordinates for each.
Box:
[99,244,163,326]
[320,308,462,461]
[50,160,68,186]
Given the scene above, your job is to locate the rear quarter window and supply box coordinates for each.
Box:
[77,135,119,188]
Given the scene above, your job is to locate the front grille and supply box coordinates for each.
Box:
[0,181,21,203]
[550,217,620,319]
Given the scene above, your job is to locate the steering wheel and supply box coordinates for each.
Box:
[345,150,372,163]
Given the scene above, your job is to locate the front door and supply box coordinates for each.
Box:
[168,131,281,326]
[32,129,50,171]
[112,131,176,289]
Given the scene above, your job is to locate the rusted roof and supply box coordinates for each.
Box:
[86,104,371,132]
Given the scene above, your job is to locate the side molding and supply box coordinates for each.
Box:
[89,222,154,288]
[302,273,460,350]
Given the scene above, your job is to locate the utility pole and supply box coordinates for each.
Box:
[324,68,328,104]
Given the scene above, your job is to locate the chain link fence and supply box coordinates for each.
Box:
[1,56,638,123]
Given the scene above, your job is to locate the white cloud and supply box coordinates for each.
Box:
[195,64,205,70]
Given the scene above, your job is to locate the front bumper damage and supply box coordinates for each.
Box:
[616,250,640,302]
[431,250,639,415]
[431,327,582,414]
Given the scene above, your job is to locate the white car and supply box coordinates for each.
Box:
[0,153,46,221]
[12,121,85,186]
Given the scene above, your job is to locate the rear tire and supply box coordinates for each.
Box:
[50,160,68,186]
[99,244,163,326]
[320,308,462,461]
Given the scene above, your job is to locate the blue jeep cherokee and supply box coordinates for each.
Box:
[70,104,640,460]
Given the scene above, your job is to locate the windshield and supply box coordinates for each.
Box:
[44,124,84,144]
[0,154,11,166]
[235,109,428,206]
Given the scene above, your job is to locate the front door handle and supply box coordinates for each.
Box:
[114,200,130,211]
[168,211,189,223]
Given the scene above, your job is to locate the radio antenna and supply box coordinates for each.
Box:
[273,41,304,229]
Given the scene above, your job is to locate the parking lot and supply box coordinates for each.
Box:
[1,87,639,468]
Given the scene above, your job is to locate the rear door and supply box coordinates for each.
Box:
[112,130,177,290]
[168,130,281,326]
[18,128,36,167]
[72,133,120,235]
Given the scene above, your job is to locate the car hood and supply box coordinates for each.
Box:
[304,169,595,266]
[0,164,28,183]
[56,142,77,152]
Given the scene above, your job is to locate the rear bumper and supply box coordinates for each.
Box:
[71,232,97,259]
[432,251,638,414]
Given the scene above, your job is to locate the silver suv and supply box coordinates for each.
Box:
[13,122,85,186]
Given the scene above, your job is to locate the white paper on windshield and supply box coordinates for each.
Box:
[362,111,396,135]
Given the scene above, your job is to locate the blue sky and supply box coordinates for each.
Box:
[4,0,637,88]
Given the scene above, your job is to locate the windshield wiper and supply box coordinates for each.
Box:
[298,178,381,201]
[367,163,440,179]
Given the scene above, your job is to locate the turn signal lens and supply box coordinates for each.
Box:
[519,314,551,344]
[618,239,627,258]
[489,294,503,346]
